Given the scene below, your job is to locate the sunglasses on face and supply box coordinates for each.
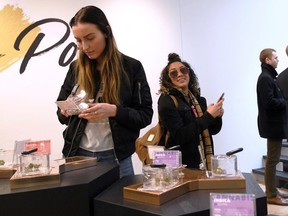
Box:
[168,67,189,79]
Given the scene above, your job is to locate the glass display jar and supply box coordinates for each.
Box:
[211,154,237,177]
[19,153,50,176]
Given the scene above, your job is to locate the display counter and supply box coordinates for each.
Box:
[93,172,267,216]
[0,161,119,216]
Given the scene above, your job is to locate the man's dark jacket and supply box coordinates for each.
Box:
[277,67,288,100]
[257,63,287,138]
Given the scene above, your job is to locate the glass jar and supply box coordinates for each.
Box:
[211,154,237,177]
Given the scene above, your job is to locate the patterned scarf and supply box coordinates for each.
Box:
[188,91,213,170]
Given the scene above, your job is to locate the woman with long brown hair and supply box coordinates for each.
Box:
[56,6,153,178]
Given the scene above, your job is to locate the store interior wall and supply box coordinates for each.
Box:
[1,0,288,174]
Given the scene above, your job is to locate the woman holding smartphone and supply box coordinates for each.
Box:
[158,53,224,170]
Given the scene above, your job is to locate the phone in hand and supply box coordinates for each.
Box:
[217,92,225,102]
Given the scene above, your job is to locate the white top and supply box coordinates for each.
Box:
[79,118,114,152]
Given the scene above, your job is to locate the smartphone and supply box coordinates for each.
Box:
[217,92,225,102]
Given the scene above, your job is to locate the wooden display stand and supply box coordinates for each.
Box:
[123,169,246,205]
[9,156,97,189]
[10,167,60,189]
[59,156,97,174]
[0,168,17,179]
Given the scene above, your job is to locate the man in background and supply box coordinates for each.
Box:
[257,48,288,205]
[277,46,288,100]
[277,46,288,140]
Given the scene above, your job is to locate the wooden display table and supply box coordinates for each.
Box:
[94,172,267,216]
[123,169,246,205]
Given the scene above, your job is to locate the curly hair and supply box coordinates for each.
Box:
[158,53,200,97]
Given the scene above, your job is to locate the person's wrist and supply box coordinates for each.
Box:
[113,105,118,117]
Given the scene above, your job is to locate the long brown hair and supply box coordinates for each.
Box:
[70,6,124,105]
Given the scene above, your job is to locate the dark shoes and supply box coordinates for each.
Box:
[267,195,288,206]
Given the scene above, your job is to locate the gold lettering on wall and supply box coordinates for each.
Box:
[0,5,40,72]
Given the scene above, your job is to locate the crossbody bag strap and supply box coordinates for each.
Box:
[164,94,179,148]
[169,95,178,109]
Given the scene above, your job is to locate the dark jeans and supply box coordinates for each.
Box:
[265,138,282,198]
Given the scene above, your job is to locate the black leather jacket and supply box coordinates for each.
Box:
[56,54,153,161]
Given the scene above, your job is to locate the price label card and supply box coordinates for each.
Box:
[210,193,256,216]
[25,140,51,154]
[153,150,180,168]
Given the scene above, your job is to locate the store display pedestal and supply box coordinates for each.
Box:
[0,161,119,216]
[94,172,267,216]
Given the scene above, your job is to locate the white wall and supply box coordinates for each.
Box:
[1,0,288,175]
[0,0,181,174]
[180,0,288,174]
